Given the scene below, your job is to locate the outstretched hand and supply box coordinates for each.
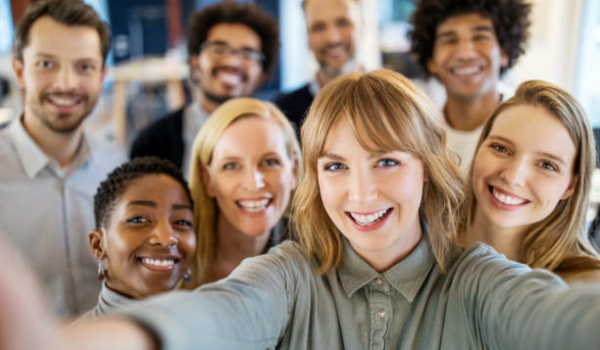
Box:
[0,234,61,350]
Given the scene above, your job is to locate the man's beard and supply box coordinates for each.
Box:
[28,92,91,134]
[318,56,358,80]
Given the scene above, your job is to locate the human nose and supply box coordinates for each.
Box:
[242,167,265,191]
[499,158,528,187]
[53,66,78,91]
[455,38,477,59]
[348,168,377,204]
[149,221,177,247]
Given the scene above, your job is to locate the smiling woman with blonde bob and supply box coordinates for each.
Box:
[460,80,600,283]
[187,97,300,287]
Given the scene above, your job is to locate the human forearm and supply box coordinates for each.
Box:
[62,317,159,350]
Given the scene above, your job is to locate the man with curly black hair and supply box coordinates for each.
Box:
[410,0,531,172]
[131,1,279,174]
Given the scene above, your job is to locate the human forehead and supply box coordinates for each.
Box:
[23,16,103,63]
[205,23,262,50]
[304,0,360,25]
[435,13,496,37]
[488,105,575,158]
[212,116,289,160]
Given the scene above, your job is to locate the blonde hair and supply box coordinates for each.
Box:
[292,69,464,273]
[188,97,301,287]
[462,80,600,272]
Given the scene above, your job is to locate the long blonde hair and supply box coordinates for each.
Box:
[462,80,600,272]
[292,69,464,273]
[188,97,301,287]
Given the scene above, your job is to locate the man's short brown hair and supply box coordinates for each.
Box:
[13,0,111,66]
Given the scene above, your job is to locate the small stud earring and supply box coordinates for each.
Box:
[183,268,192,283]
[97,261,107,281]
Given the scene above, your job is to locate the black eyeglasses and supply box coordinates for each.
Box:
[199,42,265,63]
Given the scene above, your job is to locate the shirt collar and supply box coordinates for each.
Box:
[338,232,436,303]
[308,78,320,98]
[7,116,93,178]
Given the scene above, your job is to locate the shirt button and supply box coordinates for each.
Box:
[377,309,386,318]
[376,277,384,285]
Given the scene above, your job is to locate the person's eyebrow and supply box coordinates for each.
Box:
[319,152,345,161]
[536,152,568,166]
[127,200,156,208]
[472,25,494,33]
[172,203,192,211]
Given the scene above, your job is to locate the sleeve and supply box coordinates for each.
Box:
[456,245,600,350]
[114,243,307,350]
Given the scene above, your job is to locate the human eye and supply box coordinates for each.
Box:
[126,216,148,224]
[376,158,399,168]
[37,60,54,69]
[310,22,326,32]
[210,43,228,55]
[240,48,264,62]
[489,142,508,154]
[323,162,347,172]
[336,18,352,28]
[222,162,238,171]
[174,219,193,228]
[263,157,281,167]
[79,62,97,73]
[539,161,558,172]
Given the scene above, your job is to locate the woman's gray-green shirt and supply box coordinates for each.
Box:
[117,236,600,350]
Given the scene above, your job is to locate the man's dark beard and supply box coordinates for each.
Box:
[202,89,233,105]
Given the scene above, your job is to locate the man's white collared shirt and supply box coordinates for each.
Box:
[0,118,126,316]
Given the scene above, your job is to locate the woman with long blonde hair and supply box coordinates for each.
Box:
[187,97,300,287]
[460,80,600,283]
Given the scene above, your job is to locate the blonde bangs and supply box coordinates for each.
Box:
[294,70,464,273]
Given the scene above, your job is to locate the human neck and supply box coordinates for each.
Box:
[21,112,83,168]
[211,214,271,281]
[316,61,361,88]
[462,208,525,262]
[197,91,219,114]
[444,90,501,132]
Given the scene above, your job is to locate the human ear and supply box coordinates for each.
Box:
[189,54,201,82]
[289,155,299,190]
[561,176,577,200]
[12,58,25,88]
[201,164,215,198]
[88,229,107,260]
[500,50,509,68]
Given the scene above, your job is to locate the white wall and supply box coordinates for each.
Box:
[510,0,584,91]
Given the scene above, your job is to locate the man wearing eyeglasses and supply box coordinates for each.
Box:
[131,2,278,174]
[275,0,363,136]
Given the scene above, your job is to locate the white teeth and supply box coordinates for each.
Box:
[141,258,175,267]
[349,208,390,226]
[492,188,526,205]
[452,66,480,76]
[238,199,270,212]
[48,96,80,106]
[218,72,241,85]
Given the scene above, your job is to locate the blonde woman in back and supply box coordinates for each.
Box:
[187,98,300,287]
[460,80,600,284]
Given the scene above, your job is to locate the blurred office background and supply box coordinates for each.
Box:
[0,0,598,145]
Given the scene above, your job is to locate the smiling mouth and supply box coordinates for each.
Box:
[451,65,482,76]
[46,95,83,108]
[236,198,272,213]
[346,208,393,226]
[138,257,179,271]
[490,186,528,206]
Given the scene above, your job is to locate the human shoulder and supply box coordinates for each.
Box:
[559,269,600,285]
[137,108,185,139]
[274,84,312,105]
